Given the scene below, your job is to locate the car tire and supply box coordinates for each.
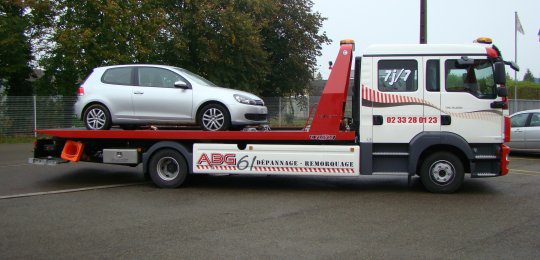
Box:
[198,103,231,131]
[149,149,188,188]
[83,104,112,130]
[420,152,464,193]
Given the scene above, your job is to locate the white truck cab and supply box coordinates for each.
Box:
[355,41,512,191]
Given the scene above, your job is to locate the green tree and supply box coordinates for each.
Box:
[0,0,34,96]
[33,0,329,97]
[260,0,330,96]
[523,68,535,82]
[34,0,173,96]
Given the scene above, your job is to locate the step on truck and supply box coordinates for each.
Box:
[30,38,518,193]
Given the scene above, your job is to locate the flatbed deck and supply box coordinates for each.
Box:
[36,128,356,141]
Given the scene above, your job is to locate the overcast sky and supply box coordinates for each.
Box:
[312,0,540,80]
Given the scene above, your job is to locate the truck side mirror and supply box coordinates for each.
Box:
[493,62,506,85]
[504,61,520,72]
[497,86,508,97]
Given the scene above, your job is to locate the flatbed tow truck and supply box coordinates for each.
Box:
[30,39,515,193]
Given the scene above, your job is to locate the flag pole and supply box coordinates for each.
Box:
[514,11,518,111]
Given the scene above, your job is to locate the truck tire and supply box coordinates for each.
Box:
[420,152,464,193]
[84,104,112,130]
[149,149,188,188]
[198,103,231,131]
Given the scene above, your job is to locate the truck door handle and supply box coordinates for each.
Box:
[441,115,451,125]
[373,115,383,125]
[134,91,144,94]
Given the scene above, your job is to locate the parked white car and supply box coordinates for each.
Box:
[74,65,268,131]
[507,109,540,152]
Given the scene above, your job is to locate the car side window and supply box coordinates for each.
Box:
[138,67,184,88]
[378,60,418,92]
[102,67,133,85]
[530,113,540,127]
[511,113,529,127]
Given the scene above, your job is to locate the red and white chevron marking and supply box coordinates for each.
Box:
[361,85,500,121]
[197,165,237,171]
[362,85,423,104]
[196,165,354,174]
[252,167,354,173]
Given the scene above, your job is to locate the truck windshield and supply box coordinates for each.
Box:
[445,59,496,99]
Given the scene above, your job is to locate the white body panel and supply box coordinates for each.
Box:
[359,44,504,144]
[193,144,360,176]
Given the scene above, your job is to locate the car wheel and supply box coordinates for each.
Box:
[199,104,231,131]
[149,149,188,188]
[420,152,464,193]
[84,104,112,130]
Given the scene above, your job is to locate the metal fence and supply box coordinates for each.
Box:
[0,96,538,138]
[0,96,352,138]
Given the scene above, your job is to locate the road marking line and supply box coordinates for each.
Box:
[510,169,540,176]
[0,182,148,200]
[0,163,31,168]
[510,157,540,161]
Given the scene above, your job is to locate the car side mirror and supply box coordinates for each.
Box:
[174,80,189,89]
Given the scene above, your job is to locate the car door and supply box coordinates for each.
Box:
[509,112,529,149]
[132,67,193,122]
[525,113,540,150]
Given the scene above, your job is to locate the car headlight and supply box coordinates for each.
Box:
[234,94,263,106]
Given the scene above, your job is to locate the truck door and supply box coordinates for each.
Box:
[440,57,503,143]
[423,58,442,132]
[371,57,424,143]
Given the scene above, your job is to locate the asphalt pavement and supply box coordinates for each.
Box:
[0,143,539,259]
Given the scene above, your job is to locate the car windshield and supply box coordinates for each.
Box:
[173,67,219,87]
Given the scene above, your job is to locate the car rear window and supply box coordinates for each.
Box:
[102,67,133,85]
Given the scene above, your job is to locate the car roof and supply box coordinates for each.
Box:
[511,109,540,116]
[96,64,179,70]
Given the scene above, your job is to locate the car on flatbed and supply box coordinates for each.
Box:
[75,64,268,131]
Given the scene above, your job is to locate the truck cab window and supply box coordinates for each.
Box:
[426,60,440,92]
[445,59,496,99]
[378,60,418,92]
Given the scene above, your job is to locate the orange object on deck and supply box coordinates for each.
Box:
[61,140,84,162]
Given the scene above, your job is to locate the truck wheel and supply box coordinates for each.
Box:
[420,152,464,193]
[149,149,188,188]
[199,104,230,131]
[84,104,112,130]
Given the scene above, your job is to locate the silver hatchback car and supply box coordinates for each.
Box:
[507,109,540,152]
[74,65,268,131]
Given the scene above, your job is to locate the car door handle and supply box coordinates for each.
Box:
[134,91,144,94]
